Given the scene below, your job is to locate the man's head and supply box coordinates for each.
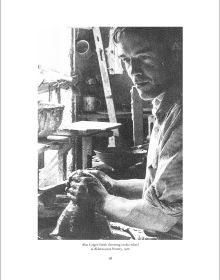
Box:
[113,27,182,100]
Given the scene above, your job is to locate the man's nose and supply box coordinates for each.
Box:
[130,58,141,75]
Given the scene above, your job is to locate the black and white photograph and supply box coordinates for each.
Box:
[37,27,183,240]
[1,0,219,279]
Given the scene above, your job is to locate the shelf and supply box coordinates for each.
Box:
[79,109,152,120]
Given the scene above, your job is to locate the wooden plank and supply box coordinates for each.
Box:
[92,27,119,145]
[131,86,143,146]
[46,135,70,142]
[60,121,121,133]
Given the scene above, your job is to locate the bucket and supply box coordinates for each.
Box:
[38,102,65,138]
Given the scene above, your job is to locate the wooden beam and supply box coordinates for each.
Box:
[70,27,80,171]
[55,86,61,104]
[92,27,119,146]
[70,28,75,77]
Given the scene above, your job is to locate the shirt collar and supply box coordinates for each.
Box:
[152,92,166,116]
[151,85,182,123]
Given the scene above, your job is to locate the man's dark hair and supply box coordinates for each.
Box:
[113,27,164,44]
[112,27,182,52]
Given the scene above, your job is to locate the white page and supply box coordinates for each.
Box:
[1,0,219,279]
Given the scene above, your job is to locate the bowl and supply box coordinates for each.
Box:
[38,102,65,138]
[94,147,147,171]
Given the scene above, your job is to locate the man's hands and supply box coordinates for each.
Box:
[66,170,110,212]
[85,169,116,195]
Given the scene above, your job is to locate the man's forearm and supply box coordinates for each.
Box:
[101,195,179,233]
[113,179,144,199]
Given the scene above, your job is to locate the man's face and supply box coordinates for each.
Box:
[117,32,170,100]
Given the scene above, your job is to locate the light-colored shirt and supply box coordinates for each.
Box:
[143,87,183,239]
[151,92,165,116]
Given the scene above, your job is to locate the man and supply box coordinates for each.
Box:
[68,27,183,239]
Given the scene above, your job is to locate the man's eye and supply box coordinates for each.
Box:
[141,55,152,61]
[121,57,130,64]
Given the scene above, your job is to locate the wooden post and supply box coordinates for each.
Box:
[48,84,52,102]
[70,27,78,171]
[93,27,119,147]
[70,28,84,171]
[82,136,93,169]
[70,27,78,123]
[131,86,143,146]
[55,86,61,104]
[70,28,75,78]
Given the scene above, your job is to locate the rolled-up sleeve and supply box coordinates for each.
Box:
[143,108,183,219]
